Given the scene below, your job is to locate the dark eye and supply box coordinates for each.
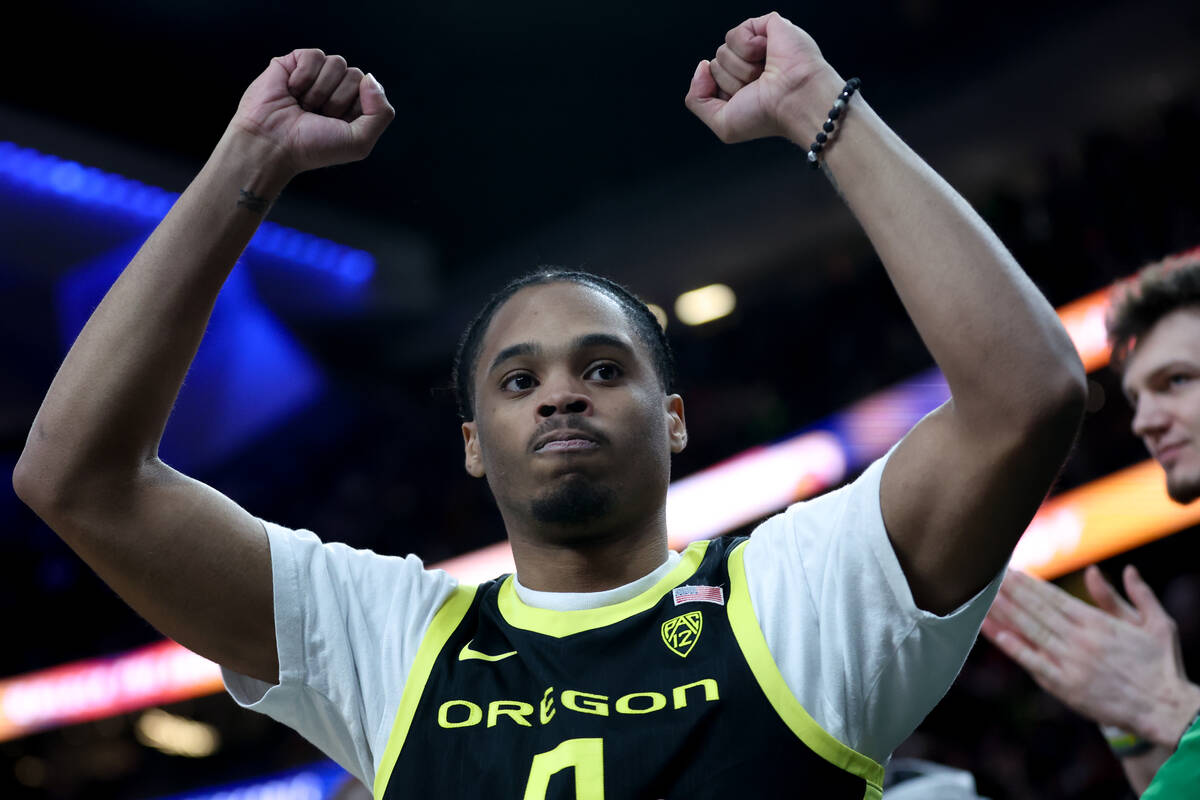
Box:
[586,362,622,381]
[1169,373,1193,389]
[501,372,537,393]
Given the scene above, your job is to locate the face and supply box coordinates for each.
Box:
[1121,307,1200,503]
[461,282,687,539]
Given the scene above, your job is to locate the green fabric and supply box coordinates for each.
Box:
[1142,714,1200,798]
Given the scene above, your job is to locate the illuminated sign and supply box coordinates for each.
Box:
[0,641,222,742]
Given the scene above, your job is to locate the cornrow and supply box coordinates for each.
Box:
[451,270,675,421]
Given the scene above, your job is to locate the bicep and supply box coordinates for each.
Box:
[46,460,278,682]
[880,400,1071,614]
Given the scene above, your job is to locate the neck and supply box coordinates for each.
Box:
[505,509,670,592]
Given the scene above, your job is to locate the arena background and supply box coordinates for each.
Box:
[2,0,1200,797]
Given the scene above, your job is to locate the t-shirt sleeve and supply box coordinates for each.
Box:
[220,520,458,786]
[743,450,1002,764]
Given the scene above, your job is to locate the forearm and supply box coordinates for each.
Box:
[784,69,1084,422]
[15,126,293,506]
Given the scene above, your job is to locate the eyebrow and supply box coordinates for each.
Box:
[486,333,636,376]
[1123,360,1197,400]
[488,342,542,375]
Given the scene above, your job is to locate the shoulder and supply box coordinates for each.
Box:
[745,449,889,572]
[263,519,457,602]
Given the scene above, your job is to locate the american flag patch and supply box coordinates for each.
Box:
[672,585,724,606]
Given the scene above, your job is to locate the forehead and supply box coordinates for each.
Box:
[479,282,643,366]
[1122,307,1200,391]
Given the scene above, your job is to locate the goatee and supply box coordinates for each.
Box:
[530,475,615,525]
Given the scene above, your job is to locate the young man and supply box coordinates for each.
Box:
[13,13,1085,798]
[982,252,1200,796]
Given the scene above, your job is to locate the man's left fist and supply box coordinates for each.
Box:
[685,12,841,145]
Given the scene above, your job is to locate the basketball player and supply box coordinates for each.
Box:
[14,12,1086,798]
[982,253,1200,797]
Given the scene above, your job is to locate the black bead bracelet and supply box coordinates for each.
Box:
[806,77,861,169]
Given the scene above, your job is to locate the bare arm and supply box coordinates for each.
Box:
[12,50,393,683]
[685,12,1086,613]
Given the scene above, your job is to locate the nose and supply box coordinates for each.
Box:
[537,378,593,418]
[1131,393,1170,440]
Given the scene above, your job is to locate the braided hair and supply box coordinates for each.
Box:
[451,270,675,421]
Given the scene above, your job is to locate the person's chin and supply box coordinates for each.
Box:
[529,475,616,527]
[1166,469,1200,504]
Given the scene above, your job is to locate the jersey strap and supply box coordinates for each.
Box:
[727,540,885,799]
[373,583,477,798]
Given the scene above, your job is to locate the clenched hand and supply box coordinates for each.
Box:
[684,11,840,145]
[231,48,395,176]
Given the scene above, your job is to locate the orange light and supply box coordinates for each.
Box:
[1012,460,1200,580]
[1056,289,1112,373]
[0,640,223,742]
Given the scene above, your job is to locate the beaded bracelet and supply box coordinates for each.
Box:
[806,77,861,170]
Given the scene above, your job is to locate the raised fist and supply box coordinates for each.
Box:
[685,12,839,145]
[231,49,395,175]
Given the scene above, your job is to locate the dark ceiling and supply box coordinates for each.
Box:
[8,1,1197,313]
[3,0,1198,462]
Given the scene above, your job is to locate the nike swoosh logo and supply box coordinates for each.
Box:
[458,640,518,662]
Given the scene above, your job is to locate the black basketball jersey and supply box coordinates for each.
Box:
[373,536,884,799]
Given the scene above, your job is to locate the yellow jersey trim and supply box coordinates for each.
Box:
[373,584,477,799]
[497,540,710,638]
[727,541,885,800]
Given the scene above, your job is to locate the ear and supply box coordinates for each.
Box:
[666,394,688,454]
[462,421,486,478]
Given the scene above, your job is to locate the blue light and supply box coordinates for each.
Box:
[251,221,286,253]
[55,244,326,473]
[48,160,86,195]
[151,760,351,800]
[0,140,377,291]
[337,250,375,284]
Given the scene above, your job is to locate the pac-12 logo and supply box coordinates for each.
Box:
[661,611,702,657]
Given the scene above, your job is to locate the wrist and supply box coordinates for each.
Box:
[1100,724,1155,759]
[1144,681,1200,749]
[779,64,848,146]
[212,123,299,199]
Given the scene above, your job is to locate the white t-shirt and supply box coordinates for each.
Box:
[223,452,1001,786]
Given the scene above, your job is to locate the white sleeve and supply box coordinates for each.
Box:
[743,451,1002,764]
[220,520,458,786]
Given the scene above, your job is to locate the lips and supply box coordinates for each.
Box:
[536,438,600,453]
[532,428,602,454]
[1155,441,1189,465]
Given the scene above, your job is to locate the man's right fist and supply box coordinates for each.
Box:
[231,49,395,176]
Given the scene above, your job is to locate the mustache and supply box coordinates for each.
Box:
[528,415,609,452]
